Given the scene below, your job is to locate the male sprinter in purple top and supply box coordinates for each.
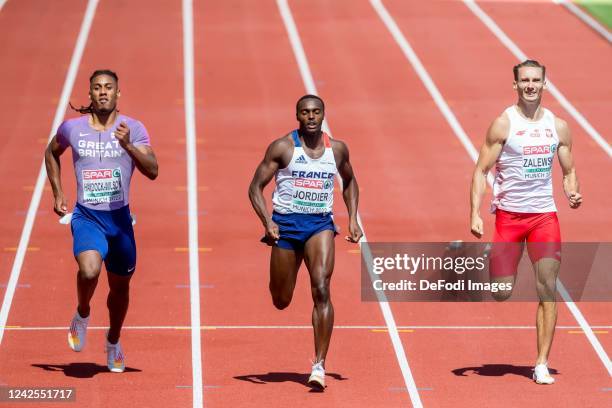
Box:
[44,70,158,372]
[249,95,362,389]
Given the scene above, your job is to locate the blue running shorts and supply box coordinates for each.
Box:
[71,203,136,276]
[261,211,337,251]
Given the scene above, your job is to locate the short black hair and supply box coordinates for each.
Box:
[90,69,119,85]
[513,60,545,81]
[296,94,324,112]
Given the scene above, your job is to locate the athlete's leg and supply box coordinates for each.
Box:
[269,246,303,310]
[533,258,559,364]
[303,230,335,364]
[75,250,104,318]
[527,213,561,366]
[106,271,132,344]
[104,220,137,345]
[490,210,527,301]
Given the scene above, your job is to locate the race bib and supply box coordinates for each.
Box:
[291,177,334,213]
[82,168,123,204]
[522,144,556,180]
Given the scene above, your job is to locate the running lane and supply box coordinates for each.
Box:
[0,1,193,406]
[0,0,87,303]
[475,0,612,146]
[194,0,411,406]
[382,0,611,338]
[470,0,612,360]
[291,0,610,406]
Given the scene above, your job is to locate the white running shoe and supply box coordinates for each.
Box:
[105,334,125,373]
[308,361,325,389]
[533,363,555,384]
[67,311,89,352]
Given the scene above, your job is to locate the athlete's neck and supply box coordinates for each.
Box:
[515,100,543,121]
[298,128,323,149]
[89,109,118,131]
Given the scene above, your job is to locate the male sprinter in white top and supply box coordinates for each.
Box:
[470,60,582,384]
[249,95,362,390]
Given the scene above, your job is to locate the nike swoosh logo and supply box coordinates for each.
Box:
[127,267,135,273]
[79,132,90,137]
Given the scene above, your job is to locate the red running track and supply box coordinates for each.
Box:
[0,0,609,407]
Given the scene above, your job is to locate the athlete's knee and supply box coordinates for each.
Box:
[491,288,513,302]
[535,282,557,302]
[311,279,331,305]
[108,275,131,296]
[78,263,101,280]
[272,294,291,310]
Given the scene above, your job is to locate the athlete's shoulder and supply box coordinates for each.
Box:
[330,138,348,153]
[273,132,295,149]
[264,132,294,160]
[553,115,570,144]
[487,111,510,142]
[553,115,568,130]
[60,115,87,129]
[57,115,87,139]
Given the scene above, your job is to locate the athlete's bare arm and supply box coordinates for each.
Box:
[555,118,582,209]
[470,114,509,238]
[248,136,293,242]
[114,122,158,180]
[332,140,363,243]
[44,136,69,216]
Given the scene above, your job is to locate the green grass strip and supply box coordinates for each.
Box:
[577,0,612,29]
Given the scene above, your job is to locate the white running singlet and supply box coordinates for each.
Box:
[491,106,559,214]
[272,130,337,214]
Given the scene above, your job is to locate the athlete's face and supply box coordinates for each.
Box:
[514,66,545,104]
[89,74,120,114]
[296,98,324,135]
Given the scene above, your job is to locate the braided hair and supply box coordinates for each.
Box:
[69,69,119,114]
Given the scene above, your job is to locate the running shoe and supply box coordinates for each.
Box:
[308,360,325,389]
[67,311,89,352]
[105,333,125,373]
[533,363,555,384]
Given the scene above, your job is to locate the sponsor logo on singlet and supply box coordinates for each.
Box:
[82,168,123,204]
[290,169,334,213]
[522,144,556,180]
[295,155,308,164]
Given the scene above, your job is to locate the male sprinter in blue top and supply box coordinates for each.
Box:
[44,70,158,372]
[249,95,362,389]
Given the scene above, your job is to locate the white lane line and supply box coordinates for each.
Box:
[558,284,612,376]
[277,0,422,406]
[182,0,204,406]
[2,325,611,331]
[370,0,494,186]
[464,0,612,158]
[373,0,612,378]
[553,0,612,43]
[0,0,100,347]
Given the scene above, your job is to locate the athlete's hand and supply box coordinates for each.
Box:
[114,121,131,148]
[470,214,484,239]
[53,193,68,217]
[263,220,280,246]
[568,191,582,209]
[345,218,363,243]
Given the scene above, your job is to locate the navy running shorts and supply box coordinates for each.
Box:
[261,211,337,251]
